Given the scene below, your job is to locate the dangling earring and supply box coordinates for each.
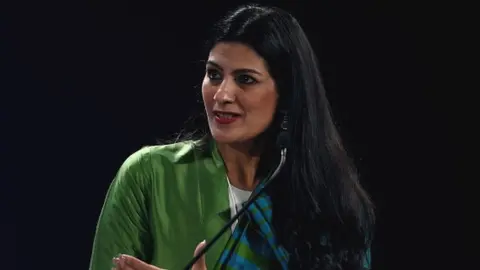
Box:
[280,111,288,131]
[276,111,290,150]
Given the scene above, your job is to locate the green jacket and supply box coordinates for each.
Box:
[89,140,238,269]
[89,140,371,269]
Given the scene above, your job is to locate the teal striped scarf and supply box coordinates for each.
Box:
[214,182,289,269]
[212,183,372,269]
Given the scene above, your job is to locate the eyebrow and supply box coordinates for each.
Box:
[206,60,263,75]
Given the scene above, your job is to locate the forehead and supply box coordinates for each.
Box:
[208,42,267,71]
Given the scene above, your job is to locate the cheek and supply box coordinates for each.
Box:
[247,91,278,124]
[201,79,215,111]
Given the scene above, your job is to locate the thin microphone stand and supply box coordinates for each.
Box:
[183,148,287,270]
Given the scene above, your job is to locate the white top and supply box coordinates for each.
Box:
[227,177,253,231]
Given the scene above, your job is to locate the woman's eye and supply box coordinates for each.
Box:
[236,74,256,85]
[207,69,222,81]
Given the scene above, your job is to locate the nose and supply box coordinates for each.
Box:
[213,79,236,103]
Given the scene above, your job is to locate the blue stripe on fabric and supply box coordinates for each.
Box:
[226,253,262,270]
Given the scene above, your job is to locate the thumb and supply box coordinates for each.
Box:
[192,240,207,270]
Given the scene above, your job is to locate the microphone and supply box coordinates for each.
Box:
[182,132,289,269]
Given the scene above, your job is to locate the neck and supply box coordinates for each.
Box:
[216,140,263,191]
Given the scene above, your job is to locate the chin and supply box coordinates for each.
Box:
[211,132,239,144]
[208,122,257,144]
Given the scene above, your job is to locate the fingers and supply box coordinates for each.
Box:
[112,254,165,270]
[111,242,207,270]
[192,240,207,270]
[122,255,152,269]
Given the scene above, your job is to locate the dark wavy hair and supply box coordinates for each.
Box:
[199,4,375,270]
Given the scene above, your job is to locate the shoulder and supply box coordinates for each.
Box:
[147,140,204,164]
[116,140,205,179]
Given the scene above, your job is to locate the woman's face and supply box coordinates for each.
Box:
[202,42,278,145]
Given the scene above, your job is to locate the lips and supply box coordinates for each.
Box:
[213,110,241,124]
[215,112,239,119]
[213,110,241,118]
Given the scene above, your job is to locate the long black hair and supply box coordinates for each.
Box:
[203,4,375,270]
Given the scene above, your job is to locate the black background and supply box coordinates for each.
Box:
[4,1,461,269]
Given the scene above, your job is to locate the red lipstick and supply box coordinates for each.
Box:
[214,115,239,124]
[213,111,241,125]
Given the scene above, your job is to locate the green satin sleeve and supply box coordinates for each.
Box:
[89,148,153,270]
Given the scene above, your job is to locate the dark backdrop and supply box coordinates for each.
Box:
[4,1,459,269]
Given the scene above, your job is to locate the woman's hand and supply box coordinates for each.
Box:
[113,241,207,270]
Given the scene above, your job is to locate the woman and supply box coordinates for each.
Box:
[90,4,375,270]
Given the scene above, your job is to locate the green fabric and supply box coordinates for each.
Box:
[90,140,233,269]
[89,140,372,269]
